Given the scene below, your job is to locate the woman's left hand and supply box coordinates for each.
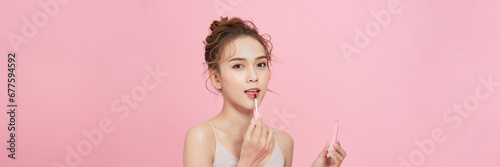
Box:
[311,139,347,167]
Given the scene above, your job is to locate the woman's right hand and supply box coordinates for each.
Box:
[237,117,275,167]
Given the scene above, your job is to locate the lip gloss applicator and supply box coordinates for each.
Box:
[253,94,259,126]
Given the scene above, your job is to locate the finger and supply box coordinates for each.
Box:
[269,136,276,156]
[265,129,275,152]
[333,141,347,157]
[253,117,263,140]
[258,130,273,161]
[270,132,276,150]
[245,120,256,140]
[317,140,329,158]
[255,131,268,162]
[328,149,344,164]
[259,118,267,140]
[260,126,270,150]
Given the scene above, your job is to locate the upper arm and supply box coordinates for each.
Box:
[183,124,214,167]
[274,129,294,167]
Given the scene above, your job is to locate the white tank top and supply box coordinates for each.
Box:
[205,122,285,167]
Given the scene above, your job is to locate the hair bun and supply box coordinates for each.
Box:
[209,17,229,31]
[209,21,220,31]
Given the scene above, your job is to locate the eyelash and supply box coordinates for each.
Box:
[232,63,267,69]
[257,62,267,68]
[233,64,244,69]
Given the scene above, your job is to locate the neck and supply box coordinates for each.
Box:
[216,99,254,136]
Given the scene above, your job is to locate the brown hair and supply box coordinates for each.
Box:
[203,17,274,93]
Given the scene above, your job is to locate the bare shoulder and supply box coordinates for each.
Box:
[185,123,215,142]
[183,123,215,166]
[270,127,294,166]
[272,128,294,146]
[184,123,216,150]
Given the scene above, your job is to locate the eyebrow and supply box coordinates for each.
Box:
[227,55,267,63]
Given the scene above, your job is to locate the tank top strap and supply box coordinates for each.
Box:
[204,122,219,143]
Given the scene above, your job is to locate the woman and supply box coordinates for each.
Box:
[183,17,346,167]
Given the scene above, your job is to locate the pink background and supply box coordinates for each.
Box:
[1,0,500,166]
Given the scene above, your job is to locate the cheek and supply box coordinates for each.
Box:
[221,72,244,90]
[261,71,271,83]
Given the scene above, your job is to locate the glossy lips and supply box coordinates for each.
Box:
[244,88,260,99]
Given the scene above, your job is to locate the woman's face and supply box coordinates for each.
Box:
[212,36,270,112]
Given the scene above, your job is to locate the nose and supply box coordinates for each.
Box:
[247,67,258,83]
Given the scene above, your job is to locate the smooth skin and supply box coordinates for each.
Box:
[183,36,345,167]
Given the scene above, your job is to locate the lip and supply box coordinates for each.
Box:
[244,88,260,99]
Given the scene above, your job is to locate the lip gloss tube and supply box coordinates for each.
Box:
[329,120,339,151]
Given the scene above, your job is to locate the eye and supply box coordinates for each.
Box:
[232,64,244,69]
[257,62,267,68]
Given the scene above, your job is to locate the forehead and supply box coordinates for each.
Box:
[221,36,266,62]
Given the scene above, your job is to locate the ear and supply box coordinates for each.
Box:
[209,69,222,90]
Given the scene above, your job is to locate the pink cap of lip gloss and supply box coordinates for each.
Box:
[329,120,339,151]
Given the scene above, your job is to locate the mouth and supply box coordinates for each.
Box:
[244,88,260,98]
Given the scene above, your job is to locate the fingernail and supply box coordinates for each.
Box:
[328,148,333,153]
[334,142,338,147]
[337,138,340,142]
[329,152,334,157]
